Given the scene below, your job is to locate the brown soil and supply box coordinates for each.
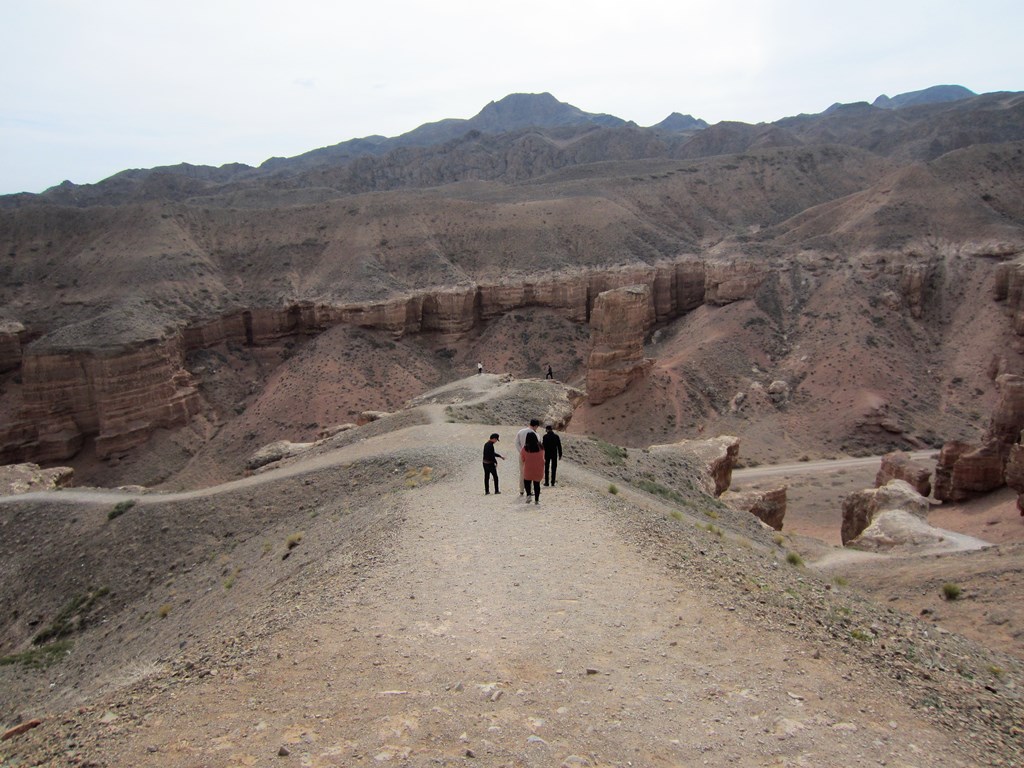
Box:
[1,377,1022,766]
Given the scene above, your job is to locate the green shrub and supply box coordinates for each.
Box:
[32,587,109,645]
[592,438,627,465]
[108,499,137,520]
[785,551,804,567]
[608,484,619,495]
[942,582,962,600]
[0,639,73,669]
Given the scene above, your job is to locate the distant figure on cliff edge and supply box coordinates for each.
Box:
[482,433,504,495]
[515,418,541,496]
[521,431,544,505]
[477,361,483,375]
[543,424,562,486]
[545,364,553,379]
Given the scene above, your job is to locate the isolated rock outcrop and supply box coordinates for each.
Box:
[1004,440,1024,513]
[934,374,1024,502]
[0,320,25,373]
[586,284,655,405]
[704,260,770,305]
[246,440,314,471]
[875,451,932,497]
[841,479,931,548]
[0,462,74,496]
[721,486,787,530]
[650,436,739,497]
[14,336,201,463]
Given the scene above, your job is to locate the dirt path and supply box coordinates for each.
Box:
[81,439,973,767]
[732,450,937,482]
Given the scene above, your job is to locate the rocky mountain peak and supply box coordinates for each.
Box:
[871,84,976,109]
[471,92,627,131]
[652,112,709,131]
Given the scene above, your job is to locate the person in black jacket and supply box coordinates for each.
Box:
[482,433,504,494]
[542,424,562,486]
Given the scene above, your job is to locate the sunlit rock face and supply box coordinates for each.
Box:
[586,284,655,405]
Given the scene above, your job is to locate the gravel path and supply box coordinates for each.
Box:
[37,438,978,768]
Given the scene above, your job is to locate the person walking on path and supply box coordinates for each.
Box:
[521,431,545,504]
[477,362,483,375]
[543,424,563,486]
[515,419,541,496]
[482,433,504,495]
[545,364,554,380]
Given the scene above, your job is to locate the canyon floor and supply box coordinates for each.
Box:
[1,376,1023,767]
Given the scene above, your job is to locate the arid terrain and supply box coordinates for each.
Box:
[2,88,1024,765]
[1,376,1022,767]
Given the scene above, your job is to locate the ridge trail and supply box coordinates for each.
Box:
[84,439,968,767]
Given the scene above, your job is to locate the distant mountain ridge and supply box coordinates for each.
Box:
[0,84,997,207]
[872,84,976,109]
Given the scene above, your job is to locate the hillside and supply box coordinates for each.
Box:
[2,87,1024,764]
[1,377,1021,766]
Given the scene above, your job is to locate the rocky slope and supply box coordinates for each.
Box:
[0,89,1022,490]
[0,378,1021,766]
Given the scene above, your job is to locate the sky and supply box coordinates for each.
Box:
[3,0,1022,195]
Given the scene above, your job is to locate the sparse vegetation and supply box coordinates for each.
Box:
[286,532,304,550]
[592,437,627,465]
[785,552,804,567]
[942,582,962,601]
[158,603,172,618]
[608,483,619,495]
[700,522,723,538]
[636,478,686,505]
[405,466,434,488]
[0,639,73,669]
[108,499,137,520]
[33,587,110,645]
[850,629,872,642]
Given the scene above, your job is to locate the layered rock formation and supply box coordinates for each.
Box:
[0,462,73,496]
[1,250,775,467]
[1004,440,1024,513]
[841,479,931,548]
[934,374,1024,501]
[0,320,25,374]
[875,451,933,497]
[586,284,655,405]
[720,486,787,530]
[649,436,739,497]
[11,339,202,462]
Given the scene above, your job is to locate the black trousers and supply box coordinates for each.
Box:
[483,463,499,493]
[544,455,558,485]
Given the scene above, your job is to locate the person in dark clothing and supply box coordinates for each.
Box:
[483,433,504,494]
[542,424,562,486]
[545,364,554,379]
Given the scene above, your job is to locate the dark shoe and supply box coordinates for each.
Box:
[485,492,490,495]
[494,491,501,495]
[543,482,549,486]
[534,499,539,505]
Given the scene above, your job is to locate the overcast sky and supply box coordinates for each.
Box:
[3,0,1022,195]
